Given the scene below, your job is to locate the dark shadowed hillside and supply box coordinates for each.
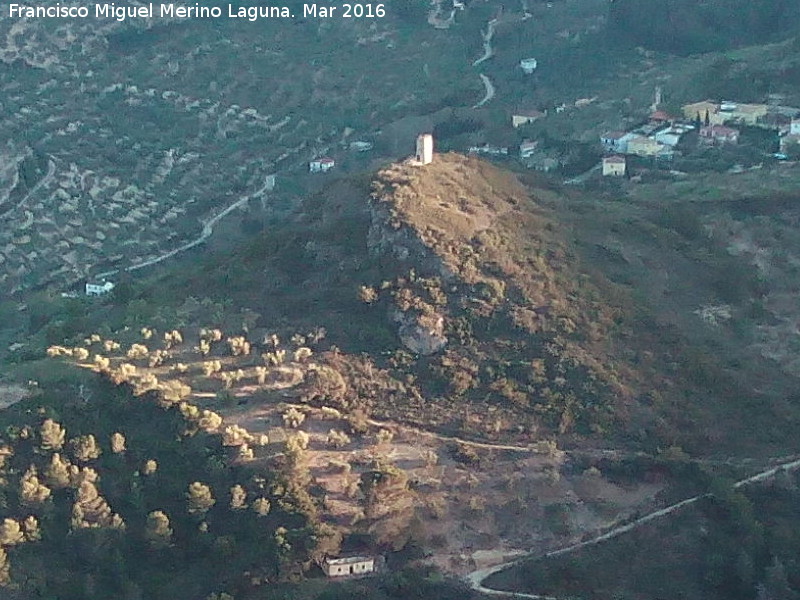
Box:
[608,0,800,55]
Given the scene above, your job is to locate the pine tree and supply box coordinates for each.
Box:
[22,516,40,542]
[252,497,271,517]
[68,465,99,488]
[0,519,24,546]
[110,432,126,454]
[0,446,12,470]
[40,419,66,451]
[71,481,125,530]
[186,482,215,516]
[70,434,102,463]
[145,511,173,548]
[230,485,247,510]
[45,453,72,489]
[19,466,51,505]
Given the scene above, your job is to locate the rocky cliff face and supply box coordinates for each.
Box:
[367,201,451,355]
[366,198,456,283]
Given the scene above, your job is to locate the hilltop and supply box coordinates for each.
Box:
[18,154,681,590]
[104,153,658,447]
[37,152,800,456]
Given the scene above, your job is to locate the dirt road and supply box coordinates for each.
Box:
[467,456,800,598]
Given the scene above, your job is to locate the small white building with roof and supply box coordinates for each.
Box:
[602,155,626,177]
[519,58,538,74]
[85,280,115,296]
[322,555,375,577]
[309,157,335,173]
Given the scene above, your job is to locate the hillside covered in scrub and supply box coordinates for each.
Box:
[11,152,800,599]
[88,153,692,451]
[608,0,800,54]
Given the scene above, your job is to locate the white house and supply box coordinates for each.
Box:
[322,556,375,578]
[601,131,638,154]
[415,133,434,165]
[264,174,276,191]
[85,280,115,296]
[309,157,335,173]
[519,58,538,74]
[519,140,539,158]
[791,118,800,136]
[653,125,692,147]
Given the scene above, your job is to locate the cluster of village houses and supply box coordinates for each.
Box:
[599,99,800,177]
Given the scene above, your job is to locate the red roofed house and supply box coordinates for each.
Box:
[309,157,335,173]
[649,110,672,123]
[602,155,626,177]
[699,125,739,145]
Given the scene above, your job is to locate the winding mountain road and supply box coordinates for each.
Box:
[472,18,498,67]
[469,10,531,109]
[95,179,272,280]
[467,456,800,598]
[473,74,496,108]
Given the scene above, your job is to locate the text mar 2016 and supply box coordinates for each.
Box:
[7,3,387,20]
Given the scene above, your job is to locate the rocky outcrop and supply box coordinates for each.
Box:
[367,198,456,282]
[393,309,447,355]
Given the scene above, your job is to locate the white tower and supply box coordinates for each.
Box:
[415,133,434,165]
[651,85,663,112]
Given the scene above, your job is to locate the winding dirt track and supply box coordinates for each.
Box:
[95,179,273,279]
[466,456,800,598]
[473,74,496,108]
[472,18,498,67]
[0,157,56,221]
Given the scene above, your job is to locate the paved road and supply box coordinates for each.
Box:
[467,456,800,599]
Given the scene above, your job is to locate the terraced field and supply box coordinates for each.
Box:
[0,6,480,293]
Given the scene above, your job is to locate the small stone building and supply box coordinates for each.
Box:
[602,155,626,177]
[322,556,375,578]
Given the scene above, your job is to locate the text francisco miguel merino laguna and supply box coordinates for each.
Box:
[7,3,378,21]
